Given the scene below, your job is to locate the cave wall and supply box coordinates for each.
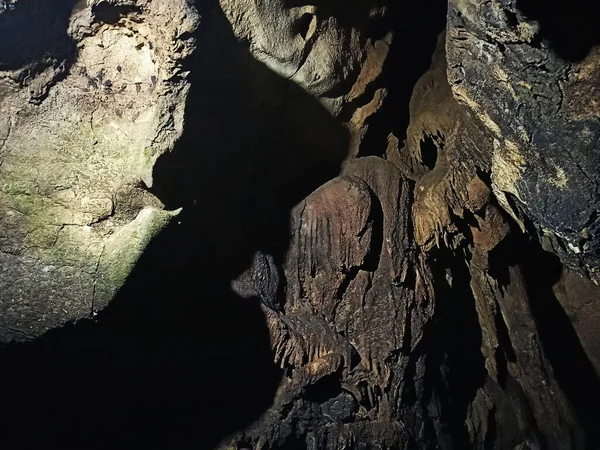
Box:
[0,0,198,340]
[0,0,599,449]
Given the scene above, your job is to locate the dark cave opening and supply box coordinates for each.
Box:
[516,0,600,62]
[419,134,439,171]
[425,240,488,448]
[302,372,344,404]
[293,12,316,41]
[350,0,448,158]
[385,0,448,144]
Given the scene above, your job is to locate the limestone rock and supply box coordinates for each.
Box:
[446,0,600,280]
[0,0,198,341]
[1,0,600,449]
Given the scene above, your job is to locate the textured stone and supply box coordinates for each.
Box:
[0,0,198,341]
[446,0,600,280]
[1,0,600,449]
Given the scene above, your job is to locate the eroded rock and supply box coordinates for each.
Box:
[446,0,600,280]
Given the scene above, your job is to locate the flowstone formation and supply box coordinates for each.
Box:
[1,0,599,449]
[221,0,600,448]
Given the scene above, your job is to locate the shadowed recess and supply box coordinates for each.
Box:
[522,244,600,449]
[491,225,600,449]
[0,0,79,70]
[516,0,600,62]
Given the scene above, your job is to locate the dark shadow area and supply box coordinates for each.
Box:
[419,135,439,171]
[384,0,448,145]
[516,0,600,62]
[0,0,79,70]
[488,229,522,290]
[151,4,349,269]
[491,224,600,449]
[0,2,350,449]
[0,223,282,450]
[347,0,448,158]
[521,243,600,449]
[92,2,141,25]
[425,241,487,448]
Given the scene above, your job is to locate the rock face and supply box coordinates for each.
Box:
[446,0,600,280]
[1,0,599,449]
[0,0,198,341]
